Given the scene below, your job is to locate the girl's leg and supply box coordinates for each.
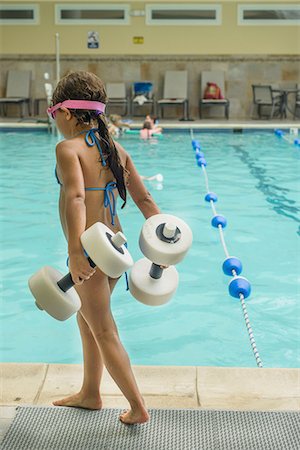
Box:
[78,312,104,397]
[53,277,120,410]
[77,270,149,424]
[53,313,103,409]
[76,276,120,398]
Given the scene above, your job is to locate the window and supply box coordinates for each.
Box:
[146,3,221,26]
[238,4,300,25]
[55,3,130,25]
[0,4,39,24]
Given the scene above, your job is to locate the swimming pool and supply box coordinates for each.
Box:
[1,129,299,368]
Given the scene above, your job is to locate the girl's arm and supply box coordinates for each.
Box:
[125,152,161,219]
[56,141,96,284]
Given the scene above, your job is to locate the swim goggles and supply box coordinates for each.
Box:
[47,100,106,119]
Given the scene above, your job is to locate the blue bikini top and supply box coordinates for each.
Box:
[55,128,117,226]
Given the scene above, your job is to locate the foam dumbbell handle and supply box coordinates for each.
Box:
[149,263,163,279]
[57,257,96,292]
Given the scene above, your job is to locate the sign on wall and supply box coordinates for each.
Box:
[133,36,144,44]
[87,31,99,49]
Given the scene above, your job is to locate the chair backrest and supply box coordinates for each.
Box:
[279,82,297,89]
[201,71,226,98]
[106,83,126,99]
[6,70,31,98]
[252,85,273,104]
[163,71,187,99]
[133,82,153,99]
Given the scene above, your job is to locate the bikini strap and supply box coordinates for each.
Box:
[55,167,62,186]
[103,181,117,226]
[84,128,107,167]
[85,181,117,226]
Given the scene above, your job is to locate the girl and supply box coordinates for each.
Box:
[48,71,161,424]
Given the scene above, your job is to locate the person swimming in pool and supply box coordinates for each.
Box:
[48,71,161,425]
[144,114,162,130]
[140,115,163,139]
[108,114,130,138]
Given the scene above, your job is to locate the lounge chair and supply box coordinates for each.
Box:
[199,71,230,119]
[131,82,155,116]
[157,71,189,120]
[293,85,300,120]
[251,85,281,119]
[106,83,129,115]
[0,70,31,117]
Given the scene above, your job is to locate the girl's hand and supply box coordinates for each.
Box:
[69,251,96,285]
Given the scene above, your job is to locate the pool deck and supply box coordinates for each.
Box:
[0,117,299,131]
[1,363,299,441]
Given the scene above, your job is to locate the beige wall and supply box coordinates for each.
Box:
[0,1,299,55]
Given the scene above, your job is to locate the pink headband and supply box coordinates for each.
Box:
[47,100,106,118]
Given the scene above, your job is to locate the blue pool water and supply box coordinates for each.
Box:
[0,129,299,368]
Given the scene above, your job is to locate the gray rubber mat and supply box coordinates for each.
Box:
[1,406,299,450]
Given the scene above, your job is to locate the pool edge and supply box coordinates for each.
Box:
[1,363,299,411]
[0,119,298,132]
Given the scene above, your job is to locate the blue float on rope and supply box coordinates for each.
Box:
[205,192,218,203]
[211,215,227,228]
[197,157,207,167]
[195,150,205,159]
[192,139,201,150]
[223,257,243,276]
[229,276,251,299]
[294,138,300,146]
[274,129,284,137]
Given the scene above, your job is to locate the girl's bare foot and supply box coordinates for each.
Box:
[119,407,150,425]
[53,392,102,410]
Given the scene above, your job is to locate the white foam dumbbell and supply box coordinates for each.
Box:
[129,214,193,306]
[28,222,133,321]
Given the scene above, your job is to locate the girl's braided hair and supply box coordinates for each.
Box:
[52,71,127,208]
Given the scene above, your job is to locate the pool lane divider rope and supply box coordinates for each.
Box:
[190,130,263,368]
[275,128,300,146]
